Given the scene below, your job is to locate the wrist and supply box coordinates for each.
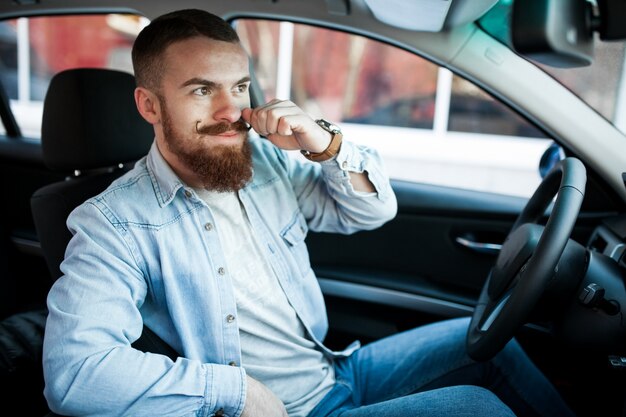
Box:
[301,119,343,162]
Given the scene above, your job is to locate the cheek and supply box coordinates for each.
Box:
[167,103,203,127]
[236,95,251,110]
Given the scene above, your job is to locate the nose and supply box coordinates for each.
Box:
[212,91,243,124]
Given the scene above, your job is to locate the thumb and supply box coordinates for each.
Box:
[241,107,252,123]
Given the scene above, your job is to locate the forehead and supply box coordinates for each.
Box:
[162,36,249,85]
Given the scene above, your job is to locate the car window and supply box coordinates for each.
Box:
[0,14,146,139]
[449,77,547,138]
[236,19,552,198]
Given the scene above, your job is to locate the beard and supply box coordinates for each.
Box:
[160,101,253,192]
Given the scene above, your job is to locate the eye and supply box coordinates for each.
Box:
[234,83,249,94]
[192,86,210,96]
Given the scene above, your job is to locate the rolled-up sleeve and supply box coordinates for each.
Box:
[288,140,398,234]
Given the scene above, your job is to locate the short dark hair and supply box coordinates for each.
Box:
[131,9,240,91]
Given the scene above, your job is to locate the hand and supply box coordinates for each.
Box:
[240,375,288,417]
[241,99,331,153]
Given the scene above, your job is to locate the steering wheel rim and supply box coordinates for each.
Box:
[466,157,586,361]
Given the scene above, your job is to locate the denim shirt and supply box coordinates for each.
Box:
[43,136,398,417]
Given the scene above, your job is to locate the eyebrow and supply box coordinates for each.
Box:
[180,76,251,89]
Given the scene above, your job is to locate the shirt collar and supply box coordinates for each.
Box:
[146,141,187,207]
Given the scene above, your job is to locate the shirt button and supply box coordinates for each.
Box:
[226,314,235,323]
[184,190,192,198]
[215,408,225,417]
[218,267,225,275]
[341,161,348,169]
[228,361,238,366]
[204,222,213,231]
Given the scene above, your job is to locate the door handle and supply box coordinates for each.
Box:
[455,236,502,255]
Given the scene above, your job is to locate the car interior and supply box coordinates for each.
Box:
[0,1,625,416]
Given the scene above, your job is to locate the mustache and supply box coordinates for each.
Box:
[195,119,251,135]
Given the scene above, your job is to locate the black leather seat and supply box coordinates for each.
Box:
[30,68,177,416]
[0,307,48,415]
[31,68,155,282]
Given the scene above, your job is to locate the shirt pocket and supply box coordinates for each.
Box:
[280,210,311,277]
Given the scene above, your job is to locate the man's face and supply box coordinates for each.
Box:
[155,36,253,191]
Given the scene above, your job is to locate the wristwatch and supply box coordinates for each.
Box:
[300,119,343,162]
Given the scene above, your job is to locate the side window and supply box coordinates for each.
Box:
[236,19,553,198]
[0,14,146,139]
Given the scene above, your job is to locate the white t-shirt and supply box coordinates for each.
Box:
[194,189,335,417]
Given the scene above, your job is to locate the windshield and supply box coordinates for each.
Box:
[538,40,625,132]
[479,0,626,135]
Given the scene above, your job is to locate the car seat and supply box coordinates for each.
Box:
[30,68,177,416]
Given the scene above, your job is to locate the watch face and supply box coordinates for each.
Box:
[316,119,341,134]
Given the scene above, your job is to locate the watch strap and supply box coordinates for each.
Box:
[301,119,343,162]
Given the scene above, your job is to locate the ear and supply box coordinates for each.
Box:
[134,87,161,125]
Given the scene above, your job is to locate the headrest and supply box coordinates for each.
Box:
[41,68,154,171]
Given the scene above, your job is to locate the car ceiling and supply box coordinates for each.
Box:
[0,0,498,32]
[363,0,498,31]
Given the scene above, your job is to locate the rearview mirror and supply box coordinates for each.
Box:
[511,0,594,68]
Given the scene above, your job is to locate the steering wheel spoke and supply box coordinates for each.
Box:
[479,289,513,332]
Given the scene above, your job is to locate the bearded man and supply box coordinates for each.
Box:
[42,9,577,417]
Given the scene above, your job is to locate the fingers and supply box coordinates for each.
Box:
[243,99,307,137]
[243,99,332,152]
[241,375,288,417]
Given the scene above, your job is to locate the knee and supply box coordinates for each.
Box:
[439,385,516,416]
[491,336,532,374]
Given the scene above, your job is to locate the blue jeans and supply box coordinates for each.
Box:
[308,317,576,417]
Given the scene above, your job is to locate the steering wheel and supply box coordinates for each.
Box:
[466,157,586,361]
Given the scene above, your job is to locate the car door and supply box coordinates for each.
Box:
[234,18,614,349]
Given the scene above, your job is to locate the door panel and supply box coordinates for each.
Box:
[0,138,61,318]
[307,179,599,344]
